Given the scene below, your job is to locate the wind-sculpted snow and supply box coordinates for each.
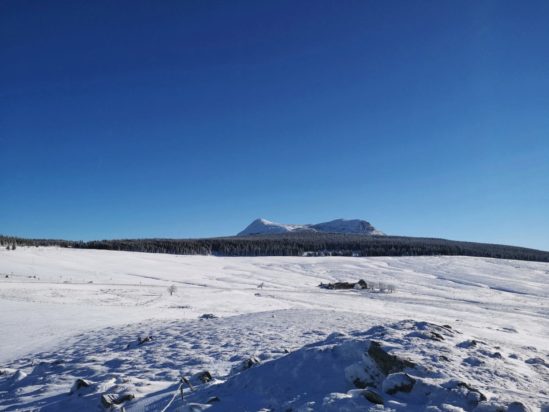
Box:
[175,319,548,411]
[0,313,547,411]
[0,248,548,410]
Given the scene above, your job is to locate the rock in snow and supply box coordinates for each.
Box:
[382,372,416,395]
[237,218,385,236]
[69,378,93,395]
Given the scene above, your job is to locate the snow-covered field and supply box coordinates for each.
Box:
[0,247,548,411]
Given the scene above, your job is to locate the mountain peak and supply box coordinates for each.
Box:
[237,218,384,236]
[254,218,273,225]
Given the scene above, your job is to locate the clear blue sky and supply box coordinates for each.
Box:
[1,1,548,250]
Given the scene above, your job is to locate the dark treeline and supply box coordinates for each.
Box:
[2,233,549,263]
[0,235,73,248]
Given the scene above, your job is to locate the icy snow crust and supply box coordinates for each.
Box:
[0,247,548,411]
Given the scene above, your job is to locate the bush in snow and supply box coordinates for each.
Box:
[167,285,177,296]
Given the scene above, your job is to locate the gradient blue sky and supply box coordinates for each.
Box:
[1,0,548,250]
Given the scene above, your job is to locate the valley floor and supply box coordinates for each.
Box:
[0,247,548,410]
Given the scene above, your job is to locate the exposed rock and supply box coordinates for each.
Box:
[430,331,445,341]
[412,321,456,339]
[457,382,486,400]
[196,370,212,383]
[467,389,485,404]
[367,341,415,375]
[362,389,384,404]
[382,372,416,395]
[119,393,135,403]
[101,394,118,408]
[126,335,154,349]
[457,339,483,349]
[100,392,135,408]
[70,378,92,394]
[525,357,548,367]
[444,380,486,407]
[406,331,445,342]
[199,313,218,320]
[207,396,220,404]
[138,335,153,345]
[241,356,261,370]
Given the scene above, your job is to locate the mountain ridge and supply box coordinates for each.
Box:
[237,218,384,236]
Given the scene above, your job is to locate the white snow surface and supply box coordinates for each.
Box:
[237,218,385,236]
[0,247,548,411]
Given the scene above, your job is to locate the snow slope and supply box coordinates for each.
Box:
[0,247,548,411]
[237,218,384,236]
[237,218,306,235]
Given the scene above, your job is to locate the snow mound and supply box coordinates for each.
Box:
[175,320,547,411]
[238,218,384,236]
[1,313,547,411]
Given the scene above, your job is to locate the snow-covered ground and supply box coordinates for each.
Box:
[0,247,548,411]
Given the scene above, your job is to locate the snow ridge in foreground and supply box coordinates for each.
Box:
[1,311,547,411]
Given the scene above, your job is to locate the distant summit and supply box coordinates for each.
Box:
[237,218,385,236]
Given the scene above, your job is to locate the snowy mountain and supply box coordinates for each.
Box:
[237,218,385,236]
[311,219,384,235]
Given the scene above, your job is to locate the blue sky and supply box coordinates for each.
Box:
[1,1,548,250]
